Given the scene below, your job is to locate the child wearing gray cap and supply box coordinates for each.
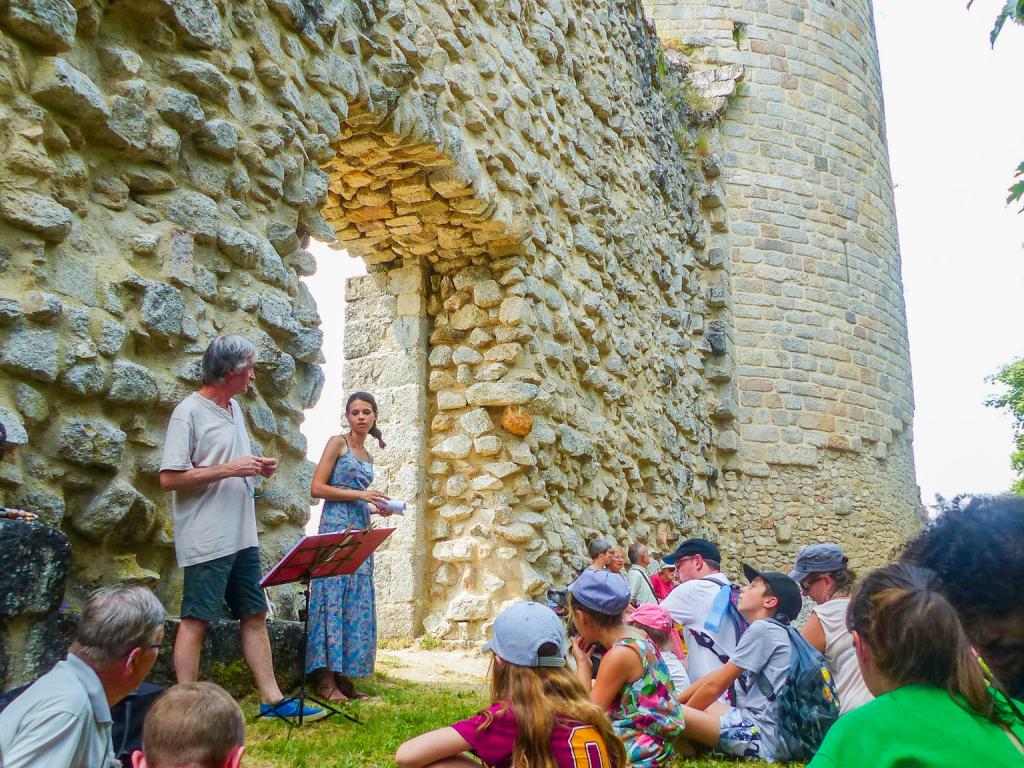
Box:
[395,601,626,768]
[790,544,872,715]
[567,569,685,768]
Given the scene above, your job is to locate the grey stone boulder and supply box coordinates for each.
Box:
[195,119,238,160]
[217,225,261,268]
[97,319,127,356]
[60,362,108,396]
[7,487,65,526]
[288,326,323,363]
[72,480,151,542]
[0,520,70,617]
[0,326,59,382]
[155,87,205,134]
[1,0,76,52]
[31,57,107,123]
[162,0,222,49]
[465,381,538,406]
[139,190,219,244]
[168,58,233,106]
[0,407,28,445]
[0,297,22,322]
[14,383,48,425]
[140,281,185,338]
[107,360,159,404]
[0,192,73,242]
[57,417,126,469]
[258,292,298,336]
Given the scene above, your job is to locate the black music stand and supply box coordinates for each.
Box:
[259,527,395,729]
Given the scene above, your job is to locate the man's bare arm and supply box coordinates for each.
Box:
[159,456,268,492]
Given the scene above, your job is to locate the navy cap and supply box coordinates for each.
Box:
[662,537,721,565]
[482,601,566,667]
[569,568,631,615]
[742,564,802,624]
[789,543,848,583]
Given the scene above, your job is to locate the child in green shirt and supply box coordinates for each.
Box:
[809,563,1024,767]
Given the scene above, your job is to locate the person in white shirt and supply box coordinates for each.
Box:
[790,543,873,715]
[660,538,741,689]
[625,544,658,606]
[0,585,165,768]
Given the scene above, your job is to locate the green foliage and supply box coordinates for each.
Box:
[985,357,1024,493]
[970,1,1024,210]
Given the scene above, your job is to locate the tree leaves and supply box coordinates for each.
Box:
[989,0,1024,47]
[1008,162,1024,212]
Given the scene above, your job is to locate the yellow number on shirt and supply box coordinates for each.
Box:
[568,724,610,767]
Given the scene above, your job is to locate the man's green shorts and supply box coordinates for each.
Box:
[182,547,268,621]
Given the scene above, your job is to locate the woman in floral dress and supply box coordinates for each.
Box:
[307,391,392,702]
[569,568,686,767]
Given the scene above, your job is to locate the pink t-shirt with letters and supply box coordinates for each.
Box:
[451,704,613,768]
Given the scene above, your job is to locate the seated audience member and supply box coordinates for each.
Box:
[650,561,676,602]
[808,563,1024,767]
[608,547,626,578]
[660,538,740,691]
[131,682,244,768]
[627,604,690,693]
[790,544,872,715]
[395,601,627,768]
[675,565,801,762]
[902,494,1024,701]
[587,539,613,572]
[568,569,685,767]
[625,545,658,606]
[0,585,165,768]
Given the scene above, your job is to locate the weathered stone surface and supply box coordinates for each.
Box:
[57,418,126,469]
[140,282,185,337]
[31,57,107,123]
[465,382,537,407]
[108,361,159,404]
[72,481,149,542]
[163,0,222,49]
[195,119,238,160]
[1,0,77,52]
[0,407,28,445]
[0,192,73,242]
[0,520,70,617]
[1,327,59,382]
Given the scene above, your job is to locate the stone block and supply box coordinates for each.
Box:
[0,192,72,242]
[446,591,489,621]
[107,360,159,404]
[1,327,59,382]
[458,408,493,437]
[465,382,537,407]
[1,0,76,52]
[57,418,126,469]
[0,520,70,617]
[431,434,471,459]
[432,537,476,562]
[72,480,151,542]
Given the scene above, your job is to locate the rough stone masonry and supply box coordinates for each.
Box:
[0,0,920,662]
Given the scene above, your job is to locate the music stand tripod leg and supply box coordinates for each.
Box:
[293,579,361,729]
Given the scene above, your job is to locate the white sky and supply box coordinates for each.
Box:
[302,2,1024,521]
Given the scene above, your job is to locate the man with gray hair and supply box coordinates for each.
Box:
[159,335,323,722]
[0,585,165,767]
[625,543,658,605]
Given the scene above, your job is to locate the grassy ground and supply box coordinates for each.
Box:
[244,672,777,768]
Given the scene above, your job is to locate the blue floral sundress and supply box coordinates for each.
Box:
[305,445,376,677]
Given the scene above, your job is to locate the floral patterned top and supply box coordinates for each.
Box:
[607,636,687,768]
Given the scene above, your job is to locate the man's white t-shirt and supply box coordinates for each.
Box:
[661,572,740,685]
[160,392,257,567]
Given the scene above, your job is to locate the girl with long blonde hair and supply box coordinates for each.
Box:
[396,602,627,768]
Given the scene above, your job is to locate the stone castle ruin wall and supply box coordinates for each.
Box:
[0,0,920,671]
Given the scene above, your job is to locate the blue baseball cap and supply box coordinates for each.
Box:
[569,568,631,615]
[789,543,848,583]
[482,601,566,667]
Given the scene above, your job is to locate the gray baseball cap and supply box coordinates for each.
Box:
[789,543,848,582]
[482,601,566,667]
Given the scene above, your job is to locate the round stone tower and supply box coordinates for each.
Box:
[644,0,923,565]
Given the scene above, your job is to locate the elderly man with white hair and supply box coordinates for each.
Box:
[159,335,323,722]
[0,585,165,767]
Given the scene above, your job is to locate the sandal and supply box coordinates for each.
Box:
[335,675,370,701]
[317,683,349,703]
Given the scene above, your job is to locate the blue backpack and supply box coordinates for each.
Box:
[759,619,840,761]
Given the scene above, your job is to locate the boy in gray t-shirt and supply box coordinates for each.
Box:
[674,564,803,762]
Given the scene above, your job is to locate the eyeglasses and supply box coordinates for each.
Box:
[244,478,265,499]
[800,576,823,595]
[673,556,697,568]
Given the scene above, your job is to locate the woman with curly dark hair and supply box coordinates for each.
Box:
[808,563,1024,767]
[901,494,1024,700]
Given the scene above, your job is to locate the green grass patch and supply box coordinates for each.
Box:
[244,672,780,768]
